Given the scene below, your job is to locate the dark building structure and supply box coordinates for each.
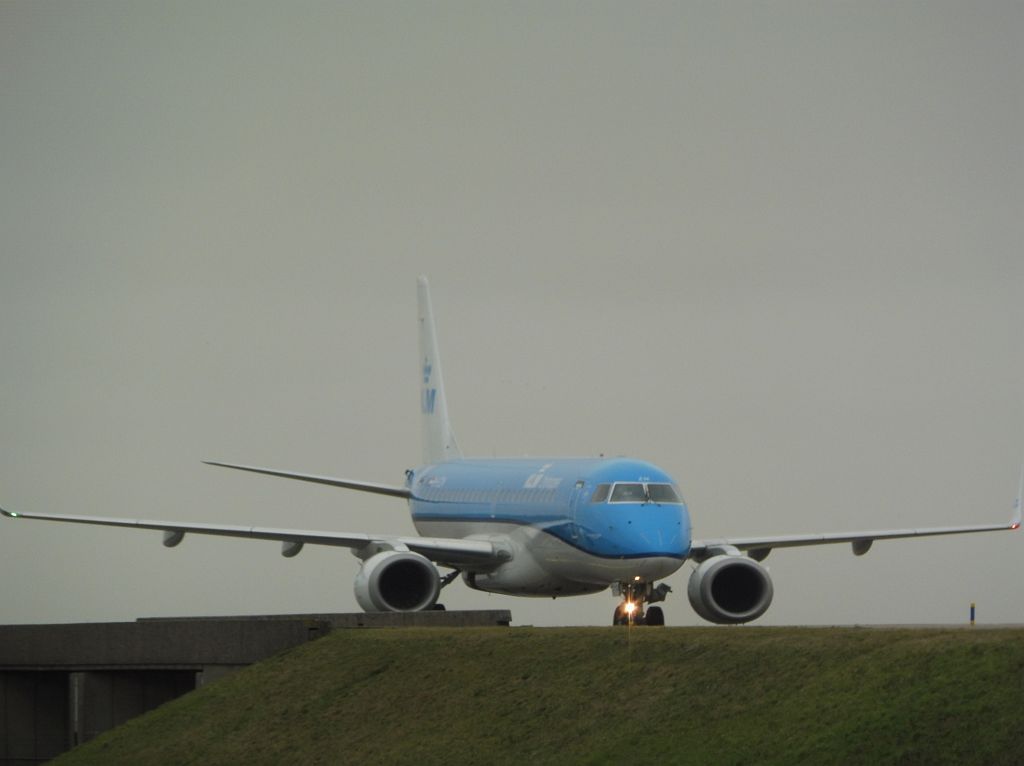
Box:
[0,610,511,764]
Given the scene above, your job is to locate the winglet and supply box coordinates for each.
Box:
[1012,461,1023,530]
[0,508,19,518]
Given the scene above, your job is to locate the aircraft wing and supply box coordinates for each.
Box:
[0,507,502,568]
[692,466,1023,561]
[691,510,1020,561]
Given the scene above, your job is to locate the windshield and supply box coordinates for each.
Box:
[647,484,682,504]
[607,482,684,504]
[610,483,647,502]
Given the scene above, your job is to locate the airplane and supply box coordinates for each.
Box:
[2,277,1020,626]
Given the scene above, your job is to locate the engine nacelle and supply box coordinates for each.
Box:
[687,555,774,624]
[354,550,441,612]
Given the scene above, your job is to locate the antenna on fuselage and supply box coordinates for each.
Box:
[417,276,462,464]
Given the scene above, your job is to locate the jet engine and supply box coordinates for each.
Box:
[687,555,773,624]
[353,550,441,612]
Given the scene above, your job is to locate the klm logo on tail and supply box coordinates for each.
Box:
[422,358,437,414]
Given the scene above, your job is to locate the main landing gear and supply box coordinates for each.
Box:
[432,568,461,612]
[612,580,671,626]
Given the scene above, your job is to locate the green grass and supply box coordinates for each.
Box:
[56,626,1024,766]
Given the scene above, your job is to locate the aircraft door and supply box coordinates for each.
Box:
[569,480,586,541]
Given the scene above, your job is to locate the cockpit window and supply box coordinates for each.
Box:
[591,484,611,503]
[610,483,647,503]
[606,482,684,504]
[647,484,682,504]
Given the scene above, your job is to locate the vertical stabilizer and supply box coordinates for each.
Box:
[417,276,462,464]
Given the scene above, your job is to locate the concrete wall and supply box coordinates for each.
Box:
[0,618,328,669]
[0,610,511,762]
[0,672,68,765]
[138,609,512,629]
[73,670,197,744]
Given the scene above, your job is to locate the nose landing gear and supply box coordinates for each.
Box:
[611,580,671,626]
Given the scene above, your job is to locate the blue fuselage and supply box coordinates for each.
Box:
[407,457,691,594]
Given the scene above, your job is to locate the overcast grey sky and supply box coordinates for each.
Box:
[2,2,1021,626]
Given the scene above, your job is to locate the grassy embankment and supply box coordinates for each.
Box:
[56,626,1024,765]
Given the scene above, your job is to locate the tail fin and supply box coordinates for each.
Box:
[417,276,462,464]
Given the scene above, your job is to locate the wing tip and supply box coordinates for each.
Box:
[0,508,19,518]
[1013,461,1023,529]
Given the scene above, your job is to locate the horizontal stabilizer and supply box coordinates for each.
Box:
[203,461,411,499]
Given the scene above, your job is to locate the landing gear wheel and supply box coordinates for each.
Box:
[644,606,664,626]
[612,605,630,626]
[432,603,447,611]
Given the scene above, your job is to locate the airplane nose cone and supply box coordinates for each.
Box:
[583,504,689,558]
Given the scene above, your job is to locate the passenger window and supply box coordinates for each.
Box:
[591,484,610,503]
[610,483,647,503]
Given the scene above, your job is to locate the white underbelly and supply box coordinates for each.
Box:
[416,518,683,596]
